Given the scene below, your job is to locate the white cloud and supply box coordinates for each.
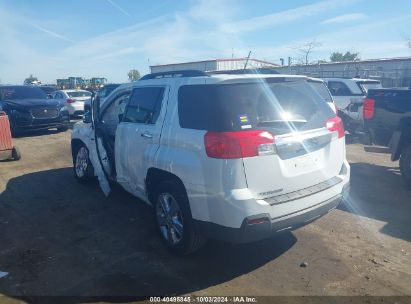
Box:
[321,13,367,24]
[29,22,74,43]
[220,0,361,33]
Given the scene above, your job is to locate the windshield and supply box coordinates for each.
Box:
[0,86,47,101]
[357,81,382,93]
[178,79,335,134]
[99,85,120,98]
[67,91,92,98]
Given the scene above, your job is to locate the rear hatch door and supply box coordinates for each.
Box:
[218,78,345,199]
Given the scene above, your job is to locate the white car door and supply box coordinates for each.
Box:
[115,86,169,199]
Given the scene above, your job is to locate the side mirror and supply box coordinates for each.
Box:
[47,94,53,99]
[83,111,92,123]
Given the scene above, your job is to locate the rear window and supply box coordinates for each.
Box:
[178,79,335,134]
[308,81,333,103]
[356,81,382,93]
[67,91,91,98]
[0,86,47,100]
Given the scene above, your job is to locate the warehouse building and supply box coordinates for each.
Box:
[150,58,279,74]
[150,56,411,88]
[273,56,411,87]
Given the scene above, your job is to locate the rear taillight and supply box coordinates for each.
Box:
[326,116,344,138]
[363,98,375,120]
[204,130,275,159]
[66,98,75,104]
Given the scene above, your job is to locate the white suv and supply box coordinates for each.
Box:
[71,71,350,255]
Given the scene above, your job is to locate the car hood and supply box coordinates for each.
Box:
[3,99,63,109]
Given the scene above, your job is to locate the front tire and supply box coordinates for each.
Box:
[399,144,411,187]
[154,181,206,255]
[73,144,94,184]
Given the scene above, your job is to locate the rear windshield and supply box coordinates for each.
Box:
[308,81,333,103]
[67,91,91,98]
[0,86,47,100]
[357,81,382,93]
[178,79,335,134]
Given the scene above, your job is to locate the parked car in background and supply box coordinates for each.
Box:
[323,78,382,134]
[51,89,91,116]
[307,77,337,113]
[363,88,411,186]
[0,85,69,135]
[71,70,350,255]
[84,84,121,113]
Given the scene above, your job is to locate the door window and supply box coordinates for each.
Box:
[123,87,165,124]
[101,92,131,135]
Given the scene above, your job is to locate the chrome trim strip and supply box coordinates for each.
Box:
[266,176,343,206]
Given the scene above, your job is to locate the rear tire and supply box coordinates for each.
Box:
[73,144,94,184]
[399,144,411,187]
[11,146,21,161]
[153,180,206,255]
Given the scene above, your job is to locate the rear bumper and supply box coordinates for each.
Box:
[195,185,348,243]
[67,103,85,115]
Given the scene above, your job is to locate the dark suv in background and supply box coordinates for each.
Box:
[0,86,70,135]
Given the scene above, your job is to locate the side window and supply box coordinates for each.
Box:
[123,87,165,124]
[327,81,352,96]
[99,88,107,98]
[101,92,131,135]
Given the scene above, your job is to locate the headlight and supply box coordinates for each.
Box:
[10,109,19,115]
[60,106,68,112]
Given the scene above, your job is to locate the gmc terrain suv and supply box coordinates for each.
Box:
[71,70,350,255]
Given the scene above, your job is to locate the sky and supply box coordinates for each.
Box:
[0,0,411,84]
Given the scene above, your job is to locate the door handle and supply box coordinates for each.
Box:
[141,131,153,138]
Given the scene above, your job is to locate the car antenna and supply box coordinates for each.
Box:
[243,51,252,70]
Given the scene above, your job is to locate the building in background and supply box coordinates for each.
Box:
[273,56,411,88]
[150,58,279,74]
[150,56,411,88]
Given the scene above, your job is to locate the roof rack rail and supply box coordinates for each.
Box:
[209,68,280,75]
[140,70,209,80]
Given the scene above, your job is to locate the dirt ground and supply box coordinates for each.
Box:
[0,127,410,303]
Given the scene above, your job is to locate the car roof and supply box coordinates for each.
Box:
[0,85,43,90]
[107,74,310,98]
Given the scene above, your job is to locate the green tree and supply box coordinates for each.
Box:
[128,69,141,82]
[330,51,360,62]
